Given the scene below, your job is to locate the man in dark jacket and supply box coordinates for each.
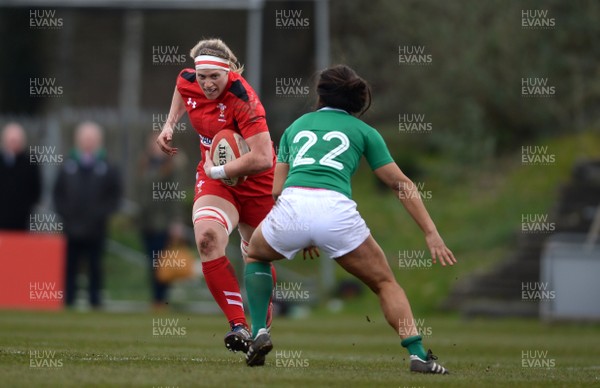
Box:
[0,122,41,230]
[53,121,121,308]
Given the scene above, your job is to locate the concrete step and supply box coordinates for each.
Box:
[444,160,600,318]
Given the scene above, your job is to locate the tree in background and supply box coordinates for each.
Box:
[331,0,600,163]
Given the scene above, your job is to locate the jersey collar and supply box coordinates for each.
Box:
[317,107,349,114]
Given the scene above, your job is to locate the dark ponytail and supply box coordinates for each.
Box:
[316,65,372,116]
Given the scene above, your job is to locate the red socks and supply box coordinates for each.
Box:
[202,256,246,327]
[201,257,278,328]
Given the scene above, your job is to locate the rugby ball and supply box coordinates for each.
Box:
[210,129,250,186]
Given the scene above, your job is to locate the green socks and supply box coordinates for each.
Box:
[401,335,428,360]
[244,261,273,337]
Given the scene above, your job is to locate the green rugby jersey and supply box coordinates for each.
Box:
[277,108,394,198]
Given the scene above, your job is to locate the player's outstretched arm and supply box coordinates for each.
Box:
[157,86,186,156]
[373,162,457,267]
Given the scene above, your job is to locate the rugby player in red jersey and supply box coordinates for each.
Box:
[156,38,276,353]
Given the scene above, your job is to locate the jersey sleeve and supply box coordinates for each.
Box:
[276,128,291,164]
[364,127,394,170]
[176,68,196,95]
[230,78,269,139]
[235,98,268,139]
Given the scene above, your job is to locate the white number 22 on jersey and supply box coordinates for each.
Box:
[292,130,350,170]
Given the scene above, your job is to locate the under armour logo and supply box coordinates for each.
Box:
[187,98,197,109]
[196,179,205,192]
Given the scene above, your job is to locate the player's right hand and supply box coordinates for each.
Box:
[157,128,177,156]
[425,231,457,267]
[303,246,320,260]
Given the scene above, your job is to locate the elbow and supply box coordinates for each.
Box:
[254,153,273,173]
[386,178,404,193]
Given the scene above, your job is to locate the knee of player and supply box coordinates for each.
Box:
[192,206,233,257]
[368,275,398,295]
[195,225,226,257]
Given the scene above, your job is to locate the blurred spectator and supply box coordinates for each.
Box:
[137,134,180,309]
[53,121,121,309]
[155,221,195,286]
[0,122,41,230]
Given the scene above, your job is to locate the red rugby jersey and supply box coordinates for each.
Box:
[176,69,275,194]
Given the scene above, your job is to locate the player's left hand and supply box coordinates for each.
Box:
[203,151,215,177]
[425,231,457,267]
[303,246,320,260]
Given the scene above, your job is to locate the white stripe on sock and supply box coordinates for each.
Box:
[226,298,244,307]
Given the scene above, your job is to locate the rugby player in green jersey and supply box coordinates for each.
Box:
[244,65,456,374]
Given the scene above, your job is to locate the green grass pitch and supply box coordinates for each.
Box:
[1,310,599,387]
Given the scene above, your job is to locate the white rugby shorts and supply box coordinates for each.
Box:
[261,187,370,259]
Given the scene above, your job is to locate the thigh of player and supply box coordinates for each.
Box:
[312,192,371,260]
[334,234,396,293]
[259,193,313,260]
[246,223,286,263]
[192,179,240,261]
